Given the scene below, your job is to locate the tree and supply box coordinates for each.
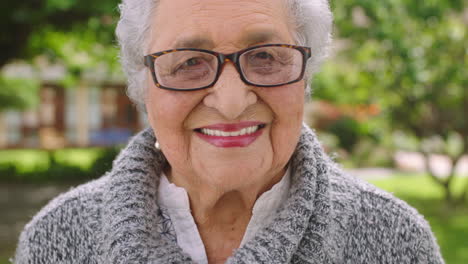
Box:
[0,77,40,111]
[0,0,119,67]
[0,0,120,110]
[314,0,468,204]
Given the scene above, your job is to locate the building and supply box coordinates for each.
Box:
[0,61,146,149]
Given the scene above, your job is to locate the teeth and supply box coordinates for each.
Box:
[200,125,261,137]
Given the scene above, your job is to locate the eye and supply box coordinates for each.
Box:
[249,51,275,62]
[253,51,274,60]
[184,58,202,67]
[172,57,207,75]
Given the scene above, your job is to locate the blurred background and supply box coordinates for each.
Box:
[0,0,467,263]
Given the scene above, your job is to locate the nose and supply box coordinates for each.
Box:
[203,63,257,120]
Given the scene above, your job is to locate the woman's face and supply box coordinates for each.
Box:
[146,0,305,192]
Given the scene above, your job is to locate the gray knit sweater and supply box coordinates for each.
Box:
[14,125,444,264]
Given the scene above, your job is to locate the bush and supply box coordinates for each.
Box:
[88,146,121,178]
[0,147,120,183]
[326,116,367,152]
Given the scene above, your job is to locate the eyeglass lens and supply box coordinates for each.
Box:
[153,46,304,90]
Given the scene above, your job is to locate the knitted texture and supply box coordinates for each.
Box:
[14,124,444,264]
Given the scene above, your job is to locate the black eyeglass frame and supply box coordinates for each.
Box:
[143,43,311,91]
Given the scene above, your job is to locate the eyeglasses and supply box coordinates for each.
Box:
[144,44,311,91]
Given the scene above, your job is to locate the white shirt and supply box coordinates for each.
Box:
[157,168,291,264]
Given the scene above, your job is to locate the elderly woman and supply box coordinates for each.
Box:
[15,0,443,263]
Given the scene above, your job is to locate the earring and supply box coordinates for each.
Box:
[155,141,160,150]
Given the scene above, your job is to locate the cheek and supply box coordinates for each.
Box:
[145,85,208,163]
[145,88,194,168]
[263,82,305,125]
[264,83,305,161]
[146,88,193,159]
[146,87,196,131]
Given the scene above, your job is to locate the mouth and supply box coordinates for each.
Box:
[194,122,267,148]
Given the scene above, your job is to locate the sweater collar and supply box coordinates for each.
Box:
[101,124,331,263]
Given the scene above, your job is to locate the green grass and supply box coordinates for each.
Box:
[0,150,50,173]
[368,174,468,264]
[0,147,119,183]
[0,258,11,264]
[52,148,105,169]
[0,247,13,264]
[0,148,103,172]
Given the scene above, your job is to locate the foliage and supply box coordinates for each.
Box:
[0,147,120,183]
[0,0,121,109]
[0,77,40,111]
[0,0,119,67]
[88,146,121,178]
[28,22,122,88]
[317,0,468,135]
[314,0,468,203]
[326,116,373,152]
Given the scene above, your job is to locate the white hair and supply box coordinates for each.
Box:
[115,0,333,110]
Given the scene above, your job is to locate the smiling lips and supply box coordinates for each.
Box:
[195,121,266,148]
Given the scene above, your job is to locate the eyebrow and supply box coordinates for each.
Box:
[174,37,215,49]
[241,30,280,46]
[172,30,285,50]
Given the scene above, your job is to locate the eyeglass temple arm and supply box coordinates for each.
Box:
[144,56,152,67]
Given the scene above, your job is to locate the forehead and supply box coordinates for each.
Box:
[151,0,294,51]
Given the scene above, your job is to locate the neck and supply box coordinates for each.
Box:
[166,168,286,263]
[191,190,254,263]
[167,168,285,224]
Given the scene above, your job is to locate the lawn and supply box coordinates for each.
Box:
[0,147,119,183]
[0,148,104,173]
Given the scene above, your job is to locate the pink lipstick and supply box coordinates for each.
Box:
[195,122,266,148]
